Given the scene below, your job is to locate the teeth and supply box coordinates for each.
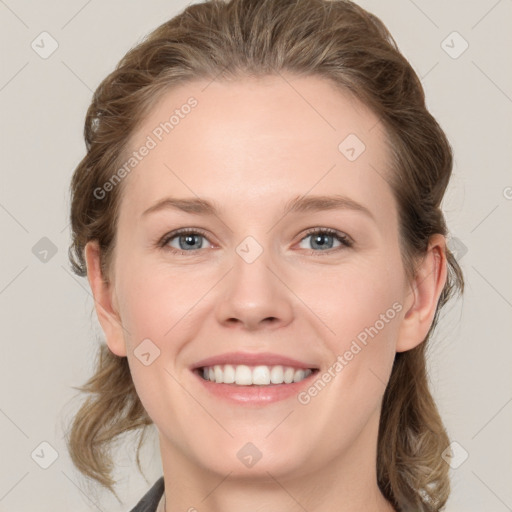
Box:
[223,364,235,384]
[284,367,295,383]
[199,364,313,385]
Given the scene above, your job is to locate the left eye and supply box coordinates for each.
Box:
[298,229,352,252]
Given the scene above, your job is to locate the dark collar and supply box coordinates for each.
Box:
[129,477,165,512]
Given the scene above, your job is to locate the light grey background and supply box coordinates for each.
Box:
[1,1,511,511]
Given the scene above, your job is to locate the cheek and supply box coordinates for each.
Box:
[293,259,403,347]
[116,261,209,346]
[117,263,205,422]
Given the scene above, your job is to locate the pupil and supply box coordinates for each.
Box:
[313,234,333,249]
[181,234,200,249]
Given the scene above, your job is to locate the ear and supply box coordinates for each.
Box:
[396,234,448,353]
[84,240,127,357]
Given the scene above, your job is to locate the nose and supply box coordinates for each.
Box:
[215,246,294,331]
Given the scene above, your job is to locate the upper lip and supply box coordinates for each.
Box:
[191,351,319,370]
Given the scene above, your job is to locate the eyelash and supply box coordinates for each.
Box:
[157,227,353,256]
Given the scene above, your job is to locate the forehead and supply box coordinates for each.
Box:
[119,74,395,226]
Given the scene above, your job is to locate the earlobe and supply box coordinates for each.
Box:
[84,241,127,357]
[395,234,448,353]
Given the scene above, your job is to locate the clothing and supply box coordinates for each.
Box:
[129,476,165,512]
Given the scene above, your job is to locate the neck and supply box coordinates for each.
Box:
[157,410,395,512]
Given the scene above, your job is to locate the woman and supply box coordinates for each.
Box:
[65,0,464,511]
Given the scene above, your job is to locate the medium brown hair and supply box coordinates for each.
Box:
[65,1,464,510]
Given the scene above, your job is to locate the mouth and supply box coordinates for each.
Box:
[189,351,320,404]
[193,364,320,386]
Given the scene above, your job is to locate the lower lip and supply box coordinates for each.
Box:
[191,369,318,405]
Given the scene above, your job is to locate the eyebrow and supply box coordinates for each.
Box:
[141,194,375,221]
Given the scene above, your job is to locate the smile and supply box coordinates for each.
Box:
[198,364,315,386]
[191,365,319,405]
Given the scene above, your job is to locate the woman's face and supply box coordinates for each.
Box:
[91,75,427,480]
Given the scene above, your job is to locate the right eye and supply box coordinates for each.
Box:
[158,228,213,255]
